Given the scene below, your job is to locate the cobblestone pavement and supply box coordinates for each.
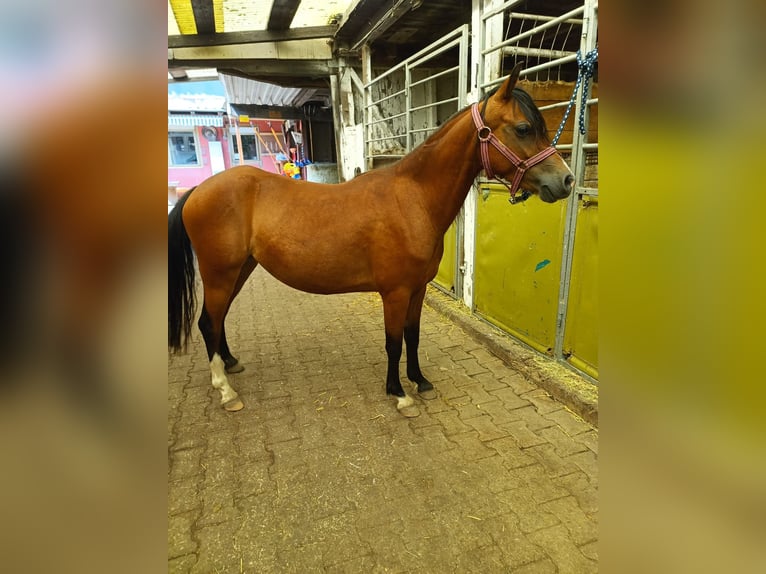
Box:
[168,267,598,573]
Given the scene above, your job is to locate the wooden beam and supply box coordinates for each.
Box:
[170,38,333,62]
[335,0,416,51]
[170,58,333,79]
[168,26,337,49]
[350,0,415,51]
[190,0,216,35]
[267,0,301,31]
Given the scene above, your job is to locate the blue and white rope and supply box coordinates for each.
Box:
[551,47,598,146]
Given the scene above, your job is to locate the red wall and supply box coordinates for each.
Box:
[168,126,219,190]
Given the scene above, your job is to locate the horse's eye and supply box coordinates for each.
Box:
[514,123,531,137]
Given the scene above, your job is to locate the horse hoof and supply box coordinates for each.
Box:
[223,397,244,412]
[225,362,245,374]
[395,395,420,418]
[418,388,438,400]
[398,405,421,418]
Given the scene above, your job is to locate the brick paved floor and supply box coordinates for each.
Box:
[168,267,598,573]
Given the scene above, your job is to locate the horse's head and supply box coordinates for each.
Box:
[476,63,574,203]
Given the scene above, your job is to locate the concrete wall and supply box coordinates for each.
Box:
[305,163,340,183]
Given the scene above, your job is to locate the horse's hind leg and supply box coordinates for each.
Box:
[219,256,258,373]
[199,306,242,411]
[382,289,420,417]
[404,284,437,400]
[219,325,242,373]
[197,262,253,411]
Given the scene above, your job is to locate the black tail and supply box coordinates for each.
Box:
[168,188,197,352]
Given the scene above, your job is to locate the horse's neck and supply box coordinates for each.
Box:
[398,112,481,233]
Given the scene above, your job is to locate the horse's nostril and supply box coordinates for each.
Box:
[564,174,574,188]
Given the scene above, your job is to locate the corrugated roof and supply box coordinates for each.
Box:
[219,73,322,108]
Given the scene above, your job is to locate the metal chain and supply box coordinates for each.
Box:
[551,47,598,146]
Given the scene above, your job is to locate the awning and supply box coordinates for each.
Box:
[168,113,224,127]
[220,73,323,108]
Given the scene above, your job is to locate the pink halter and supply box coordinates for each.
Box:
[471,102,557,204]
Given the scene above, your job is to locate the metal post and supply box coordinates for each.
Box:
[462,0,486,309]
[329,73,344,181]
[405,63,412,151]
[361,44,373,171]
[553,0,598,360]
[452,23,471,301]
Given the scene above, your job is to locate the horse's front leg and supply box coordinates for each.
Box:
[382,289,420,418]
[404,284,437,400]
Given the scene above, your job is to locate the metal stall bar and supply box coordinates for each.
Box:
[366,111,407,124]
[409,97,460,114]
[539,97,598,111]
[405,62,412,151]
[502,46,575,60]
[507,12,583,25]
[480,53,579,92]
[480,6,585,56]
[453,22,470,300]
[409,65,460,88]
[365,89,406,107]
[408,37,463,70]
[482,0,526,21]
[367,135,407,144]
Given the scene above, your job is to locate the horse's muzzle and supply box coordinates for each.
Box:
[539,174,574,203]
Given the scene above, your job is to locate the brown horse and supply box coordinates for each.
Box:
[168,65,574,417]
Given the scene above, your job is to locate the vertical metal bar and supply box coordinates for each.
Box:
[453,23,471,301]
[553,0,598,360]
[361,44,373,171]
[472,1,483,102]
[329,73,344,181]
[462,0,486,310]
[405,63,412,151]
[483,0,504,88]
[459,24,469,107]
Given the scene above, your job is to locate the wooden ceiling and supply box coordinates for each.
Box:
[168,1,590,87]
[168,0,471,85]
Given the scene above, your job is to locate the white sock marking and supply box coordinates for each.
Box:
[210,353,239,405]
[396,394,414,410]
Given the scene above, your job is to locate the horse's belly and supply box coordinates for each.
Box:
[257,251,375,295]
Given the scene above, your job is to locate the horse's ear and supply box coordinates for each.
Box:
[499,62,524,101]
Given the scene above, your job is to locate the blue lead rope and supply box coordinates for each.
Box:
[551,48,598,146]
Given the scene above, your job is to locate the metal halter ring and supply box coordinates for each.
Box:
[477,126,492,142]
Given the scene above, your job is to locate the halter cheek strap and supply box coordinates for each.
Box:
[471,102,557,204]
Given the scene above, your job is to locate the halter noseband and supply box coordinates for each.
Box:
[471,99,558,204]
